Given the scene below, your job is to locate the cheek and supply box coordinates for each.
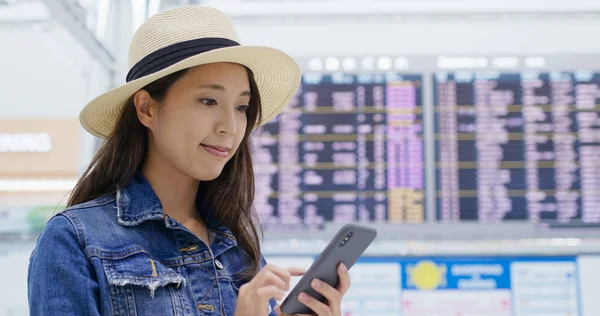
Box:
[154,109,193,154]
[234,116,248,147]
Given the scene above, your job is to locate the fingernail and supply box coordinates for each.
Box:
[340,263,347,272]
[299,292,308,302]
[312,279,322,288]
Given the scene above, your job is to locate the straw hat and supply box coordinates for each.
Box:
[79,6,301,139]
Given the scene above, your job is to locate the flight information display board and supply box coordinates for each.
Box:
[435,71,600,224]
[253,73,424,230]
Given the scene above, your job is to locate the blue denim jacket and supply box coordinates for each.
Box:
[27,172,277,316]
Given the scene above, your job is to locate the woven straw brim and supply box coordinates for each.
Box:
[80,45,301,139]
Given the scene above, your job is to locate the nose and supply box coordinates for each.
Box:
[215,105,237,136]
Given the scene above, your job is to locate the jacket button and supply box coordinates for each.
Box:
[215,259,224,270]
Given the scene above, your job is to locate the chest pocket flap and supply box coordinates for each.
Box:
[102,251,185,296]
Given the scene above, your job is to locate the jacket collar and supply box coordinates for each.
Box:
[116,171,236,242]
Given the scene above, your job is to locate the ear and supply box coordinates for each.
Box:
[133,90,159,130]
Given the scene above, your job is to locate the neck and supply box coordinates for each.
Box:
[141,152,199,222]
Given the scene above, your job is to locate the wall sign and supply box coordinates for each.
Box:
[0,133,52,153]
[0,119,80,178]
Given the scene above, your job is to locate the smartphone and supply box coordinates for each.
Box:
[279,223,377,315]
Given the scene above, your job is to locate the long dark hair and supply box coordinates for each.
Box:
[68,67,264,278]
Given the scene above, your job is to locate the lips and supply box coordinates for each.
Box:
[200,144,230,158]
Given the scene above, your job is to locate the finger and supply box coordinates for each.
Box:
[263,264,293,288]
[273,305,289,316]
[262,270,288,291]
[256,264,291,290]
[336,263,351,296]
[311,279,341,315]
[286,267,306,277]
[274,305,288,316]
[298,292,332,316]
[256,285,286,302]
[274,305,313,316]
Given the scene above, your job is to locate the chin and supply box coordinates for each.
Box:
[191,167,225,181]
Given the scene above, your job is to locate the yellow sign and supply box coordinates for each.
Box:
[407,260,447,290]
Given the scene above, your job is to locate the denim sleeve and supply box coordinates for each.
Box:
[260,255,279,316]
[27,214,100,316]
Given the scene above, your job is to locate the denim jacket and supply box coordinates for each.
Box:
[27,172,277,316]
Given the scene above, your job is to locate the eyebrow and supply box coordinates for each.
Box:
[198,84,251,97]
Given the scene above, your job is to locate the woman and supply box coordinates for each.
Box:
[27,6,351,316]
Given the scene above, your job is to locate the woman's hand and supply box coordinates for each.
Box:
[274,263,351,316]
[234,264,305,316]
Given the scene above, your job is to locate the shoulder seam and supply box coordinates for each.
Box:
[57,213,87,250]
[65,196,116,212]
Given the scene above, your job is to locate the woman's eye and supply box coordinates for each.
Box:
[199,98,217,106]
[237,105,249,112]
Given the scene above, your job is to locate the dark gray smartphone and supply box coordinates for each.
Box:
[279,223,377,315]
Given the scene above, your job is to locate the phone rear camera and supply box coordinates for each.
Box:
[340,231,353,247]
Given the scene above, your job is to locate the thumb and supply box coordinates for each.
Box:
[274,305,314,316]
[274,305,285,315]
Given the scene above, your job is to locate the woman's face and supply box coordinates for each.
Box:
[137,62,250,181]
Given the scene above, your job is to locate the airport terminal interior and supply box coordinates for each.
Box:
[1,0,600,315]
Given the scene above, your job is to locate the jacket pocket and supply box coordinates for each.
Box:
[101,251,188,316]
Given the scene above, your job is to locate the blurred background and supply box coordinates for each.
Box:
[2,0,600,315]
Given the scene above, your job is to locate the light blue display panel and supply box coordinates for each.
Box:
[268,255,581,316]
